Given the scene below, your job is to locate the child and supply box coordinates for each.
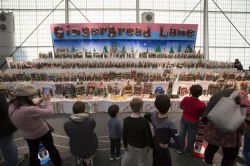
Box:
[144,95,180,166]
[121,98,152,166]
[107,104,122,160]
[64,101,98,159]
[179,84,206,155]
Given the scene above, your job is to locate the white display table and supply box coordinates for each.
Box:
[51,96,210,114]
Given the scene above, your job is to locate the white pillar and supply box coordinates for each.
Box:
[136,0,139,23]
[203,0,209,60]
[65,0,69,23]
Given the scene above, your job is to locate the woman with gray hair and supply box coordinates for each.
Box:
[203,79,245,166]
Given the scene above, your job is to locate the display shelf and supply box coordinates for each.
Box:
[50,96,211,114]
[5,67,237,74]
[3,49,242,101]
[32,57,202,63]
[8,58,234,70]
[6,68,167,74]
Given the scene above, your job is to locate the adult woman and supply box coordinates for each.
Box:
[9,82,61,166]
[203,80,245,166]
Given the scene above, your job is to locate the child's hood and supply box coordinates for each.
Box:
[70,113,89,122]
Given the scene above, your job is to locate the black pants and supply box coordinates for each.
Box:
[25,132,62,166]
[204,144,239,166]
[153,148,172,166]
[110,138,121,157]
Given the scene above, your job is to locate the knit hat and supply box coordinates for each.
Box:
[14,82,37,96]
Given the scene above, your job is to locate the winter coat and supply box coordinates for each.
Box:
[0,93,16,137]
[204,89,246,148]
[9,102,53,139]
[64,113,98,158]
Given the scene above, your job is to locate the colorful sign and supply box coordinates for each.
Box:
[50,23,198,57]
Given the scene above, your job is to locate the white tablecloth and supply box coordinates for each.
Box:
[51,97,210,114]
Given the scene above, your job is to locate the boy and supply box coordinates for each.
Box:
[121,98,152,166]
[107,104,122,160]
[179,84,206,155]
[144,95,180,166]
[64,101,98,159]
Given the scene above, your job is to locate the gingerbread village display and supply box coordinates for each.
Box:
[2,22,250,102]
[2,47,250,101]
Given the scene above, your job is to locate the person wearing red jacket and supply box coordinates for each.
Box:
[179,85,206,155]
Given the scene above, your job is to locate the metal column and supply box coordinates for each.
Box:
[203,0,209,60]
[136,0,139,23]
[65,0,69,23]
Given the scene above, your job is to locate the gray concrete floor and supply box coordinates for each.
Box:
[13,112,246,166]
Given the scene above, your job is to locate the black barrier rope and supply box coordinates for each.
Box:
[0,0,64,69]
[212,0,250,47]
[68,0,91,23]
[181,0,201,24]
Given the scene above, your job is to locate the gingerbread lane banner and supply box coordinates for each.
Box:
[50,23,198,56]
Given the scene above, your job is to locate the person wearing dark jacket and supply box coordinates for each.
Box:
[144,95,180,166]
[234,59,243,71]
[0,92,18,166]
[121,98,152,166]
[64,101,98,158]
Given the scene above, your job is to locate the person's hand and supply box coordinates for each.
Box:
[159,143,168,149]
[43,94,51,102]
[33,97,44,105]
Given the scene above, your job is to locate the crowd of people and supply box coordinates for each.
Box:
[0,81,250,166]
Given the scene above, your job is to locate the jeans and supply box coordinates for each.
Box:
[179,118,198,154]
[243,134,250,166]
[110,138,121,157]
[121,145,149,166]
[0,134,18,166]
[204,144,239,166]
[25,132,62,166]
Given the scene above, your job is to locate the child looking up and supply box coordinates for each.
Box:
[144,95,180,166]
[121,98,152,166]
[179,84,206,155]
[107,104,122,160]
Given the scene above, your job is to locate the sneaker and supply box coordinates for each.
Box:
[115,154,123,160]
[176,150,182,154]
[109,156,115,161]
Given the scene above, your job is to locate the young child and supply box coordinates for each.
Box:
[179,84,206,155]
[64,101,98,160]
[107,104,122,160]
[144,95,180,166]
[121,98,152,166]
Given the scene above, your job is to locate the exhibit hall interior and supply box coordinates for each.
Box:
[0,0,249,166]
